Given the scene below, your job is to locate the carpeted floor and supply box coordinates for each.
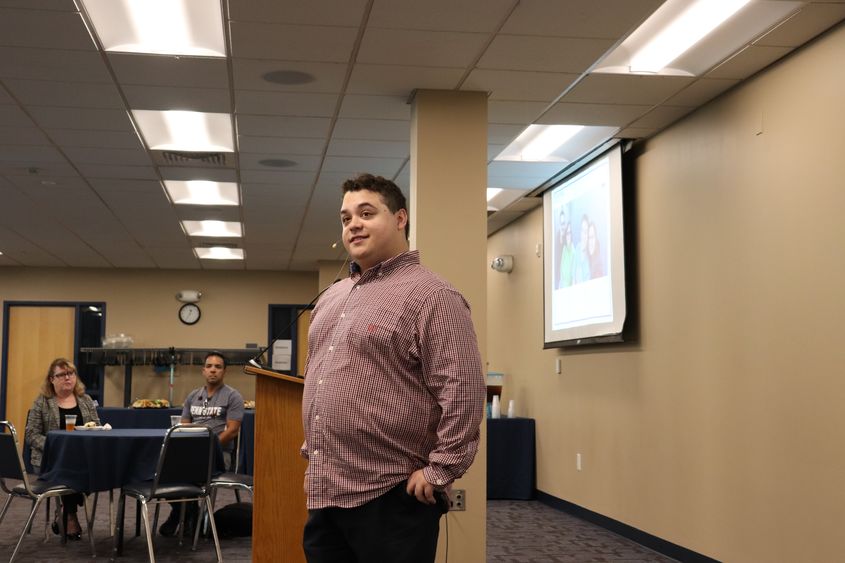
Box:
[487,500,678,563]
[1,486,677,562]
[0,483,251,562]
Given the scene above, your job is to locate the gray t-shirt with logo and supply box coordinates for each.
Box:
[181,383,244,452]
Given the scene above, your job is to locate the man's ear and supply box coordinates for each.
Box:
[395,208,408,232]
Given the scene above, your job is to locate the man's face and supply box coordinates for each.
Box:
[340,189,407,272]
[203,355,226,387]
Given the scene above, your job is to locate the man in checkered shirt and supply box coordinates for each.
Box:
[301,173,486,562]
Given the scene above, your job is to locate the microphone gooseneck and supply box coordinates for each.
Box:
[247,277,343,371]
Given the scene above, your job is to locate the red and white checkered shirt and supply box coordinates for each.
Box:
[301,250,485,509]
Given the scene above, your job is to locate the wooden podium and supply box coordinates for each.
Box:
[245,365,308,562]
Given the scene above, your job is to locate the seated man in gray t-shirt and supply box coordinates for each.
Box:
[160,351,244,537]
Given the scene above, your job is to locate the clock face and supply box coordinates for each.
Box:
[179,303,201,325]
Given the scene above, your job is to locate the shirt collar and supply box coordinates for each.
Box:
[351,250,419,280]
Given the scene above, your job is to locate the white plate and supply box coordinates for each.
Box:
[173,427,207,433]
[75,426,109,431]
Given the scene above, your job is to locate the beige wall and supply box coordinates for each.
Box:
[487,23,845,563]
[1,268,317,407]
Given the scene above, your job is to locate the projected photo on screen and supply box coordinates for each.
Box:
[543,144,626,347]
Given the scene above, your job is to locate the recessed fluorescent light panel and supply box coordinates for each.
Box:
[182,220,242,238]
[495,125,618,164]
[594,0,803,76]
[133,110,234,152]
[165,181,240,206]
[486,188,503,202]
[195,247,245,260]
[80,0,226,56]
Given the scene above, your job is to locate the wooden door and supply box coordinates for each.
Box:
[5,306,75,441]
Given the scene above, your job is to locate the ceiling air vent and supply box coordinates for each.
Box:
[156,151,230,167]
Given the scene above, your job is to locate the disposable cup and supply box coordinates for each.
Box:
[65,414,77,431]
[170,415,182,427]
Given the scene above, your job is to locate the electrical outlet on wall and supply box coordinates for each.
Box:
[448,489,466,511]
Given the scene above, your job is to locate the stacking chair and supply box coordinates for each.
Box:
[112,424,222,563]
[193,429,254,547]
[0,421,95,562]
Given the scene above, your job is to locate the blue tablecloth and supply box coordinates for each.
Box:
[487,418,536,499]
[97,407,255,475]
[40,429,172,494]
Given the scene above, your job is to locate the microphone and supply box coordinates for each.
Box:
[247,278,343,372]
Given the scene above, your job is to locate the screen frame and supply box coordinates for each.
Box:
[542,142,628,348]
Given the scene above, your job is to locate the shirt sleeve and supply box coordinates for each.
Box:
[417,288,486,488]
[227,387,245,422]
[181,390,194,420]
[24,397,47,457]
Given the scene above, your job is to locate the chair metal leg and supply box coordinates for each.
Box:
[204,495,223,563]
[109,489,115,537]
[10,496,43,563]
[111,491,127,559]
[139,499,156,563]
[152,502,161,538]
[0,494,13,528]
[83,494,97,558]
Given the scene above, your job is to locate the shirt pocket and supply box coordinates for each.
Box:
[347,307,406,357]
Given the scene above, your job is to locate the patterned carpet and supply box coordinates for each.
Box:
[487,500,678,563]
[0,483,251,562]
[1,485,676,562]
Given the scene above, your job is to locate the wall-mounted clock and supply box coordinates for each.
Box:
[179,303,201,325]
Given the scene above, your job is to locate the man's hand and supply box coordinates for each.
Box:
[406,468,436,505]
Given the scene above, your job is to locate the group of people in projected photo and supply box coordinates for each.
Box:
[554,207,605,289]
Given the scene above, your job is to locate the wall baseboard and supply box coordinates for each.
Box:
[535,490,721,563]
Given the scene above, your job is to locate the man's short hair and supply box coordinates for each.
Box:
[204,351,227,368]
[342,173,409,238]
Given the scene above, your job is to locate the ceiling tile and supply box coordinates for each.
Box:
[487,123,526,145]
[232,59,348,93]
[0,160,78,177]
[0,8,94,50]
[0,105,36,127]
[239,169,317,186]
[339,94,411,120]
[538,102,651,127]
[0,87,14,104]
[28,106,132,131]
[75,164,158,180]
[109,54,229,88]
[239,153,323,171]
[0,47,111,82]
[88,178,161,194]
[237,114,332,138]
[62,147,152,167]
[368,0,515,32]
[231,22,358,62]
[4,79,123,109]
[707,45,795,80]
[228,0,369,26]
[502,0,662,39]
[488,100,550,124]
[563,74,694,105]
[237,135,326,155]
[358,28,488,67]
[664,78,741,107]
[755,3,845,47]
[235,91,338,116]
[321,155,405,177]
[461,69,579,102]
[615,127,658,139]
[627,105,695,130]
[0,145,66,163]
[0,127,51,145]
[0,1,78,10]
[49,129,144,149]
[123,85,231,113]
[327,139,409,158]
[346,64,464,96]
[478,35,615,73]
[332,118,410,141]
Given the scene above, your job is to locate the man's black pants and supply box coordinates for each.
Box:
[303,482,446,563]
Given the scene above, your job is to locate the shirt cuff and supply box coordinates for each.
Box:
[422,466,453,489]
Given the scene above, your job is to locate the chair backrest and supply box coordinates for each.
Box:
[0,421,29,493]
[232,427,241,473]
[151,424,214,494]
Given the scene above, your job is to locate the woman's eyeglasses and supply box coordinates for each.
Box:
[52,370,76,379]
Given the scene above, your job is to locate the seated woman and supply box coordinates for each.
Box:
[24,358,100,541]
